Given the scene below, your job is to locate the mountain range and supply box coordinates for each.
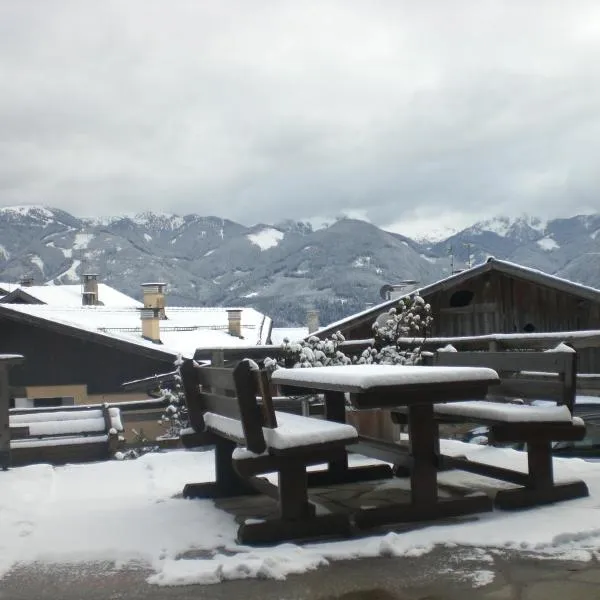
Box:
[1,206,599,326]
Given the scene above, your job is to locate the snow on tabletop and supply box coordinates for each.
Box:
[271,365,499,389]
[205,411,357,449]
[1,447,599,586]
[433,401,574,422]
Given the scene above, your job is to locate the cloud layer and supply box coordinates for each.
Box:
[1,1,599,236]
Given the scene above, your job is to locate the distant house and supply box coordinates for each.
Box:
[314,257,600,368]
[0,281,272,411]
[0,274,142,308]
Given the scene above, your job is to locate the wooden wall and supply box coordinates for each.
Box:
[0,319,175,395]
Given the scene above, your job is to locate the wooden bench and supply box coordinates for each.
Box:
[392,348,589,509]
[180,358,360,545]
[9,404,123,467]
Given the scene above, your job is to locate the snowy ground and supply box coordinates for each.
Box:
[1,443,600,587]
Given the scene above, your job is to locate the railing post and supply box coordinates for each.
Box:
[0,355,25,470]
[211,350,225,367]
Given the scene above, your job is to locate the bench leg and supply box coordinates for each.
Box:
[183,437,259,499]
[495,441,589,509]
[237,459,352,545]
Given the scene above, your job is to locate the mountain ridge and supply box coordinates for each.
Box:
[1,205,599,326]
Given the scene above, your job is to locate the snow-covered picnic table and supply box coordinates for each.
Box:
[271,364,501,527]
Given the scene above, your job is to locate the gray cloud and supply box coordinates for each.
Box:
[1,0,600,236]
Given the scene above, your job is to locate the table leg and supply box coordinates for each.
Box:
[354,402,492,529]
[324,391,349,475]
[407,403,438,507]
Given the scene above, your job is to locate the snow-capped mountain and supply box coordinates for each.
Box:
[1,206,600,325]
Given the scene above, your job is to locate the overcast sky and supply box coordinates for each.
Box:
[1,1,600,237]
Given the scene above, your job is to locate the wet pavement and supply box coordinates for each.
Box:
[3,547,600,600]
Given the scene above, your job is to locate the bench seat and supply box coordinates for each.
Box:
[8,406,123,466]
[205,410,357,450]
[432,401,574,423]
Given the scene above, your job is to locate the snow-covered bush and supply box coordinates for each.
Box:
[356,294,433,365]
[158,355,189,438]
[265,294,433,369]
[265,331,351,370]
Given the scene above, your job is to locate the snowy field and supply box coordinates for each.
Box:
[1,443,600,587]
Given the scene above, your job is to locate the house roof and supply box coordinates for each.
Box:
[314,257,600,338]
[270,327,310,345]
[0,283,142,308]
[0,303,273,360]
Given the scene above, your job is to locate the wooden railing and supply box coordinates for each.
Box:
[192,329,600,393]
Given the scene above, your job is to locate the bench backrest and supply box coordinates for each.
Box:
[432,350,577,413]
[180,358,277,454]
[9,405,123,438]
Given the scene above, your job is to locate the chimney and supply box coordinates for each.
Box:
[140,308,162,344]
[19,277,34,287]
[141,282,167,319]
[82,273,99,306]
[227,309,242,337]
[307,309,320,334]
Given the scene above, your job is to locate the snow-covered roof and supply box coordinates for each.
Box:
[315,257,600,338]
[0,282,16,294]
[270,327,309,345]
[0,304,272,359]
[0,283,142,308]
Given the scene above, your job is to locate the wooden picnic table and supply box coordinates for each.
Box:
[271,364,500,528]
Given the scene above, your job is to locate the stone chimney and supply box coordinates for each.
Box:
[19,277,34,287]
[141,283,167,319]
[140,308,162,344]
[227,309,242,337]
[82,274,99,306]
[307,309,320,334]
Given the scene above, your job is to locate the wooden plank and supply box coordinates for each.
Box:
[237,513,352,545]
[258,370,277,428]
[233,360,267,454]
[9,425,30,440]
[350,381,495,409]
[180,359,205,431]
[199,392,242,419]
[491,421,586,443]
[495,480,589,510]
[491,379,565,402]
[435,350,573,374]
[354,494,493,530]
[196,366,238,395]
[0,364,12,469]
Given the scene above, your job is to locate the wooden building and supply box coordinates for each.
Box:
[316,258,600,371]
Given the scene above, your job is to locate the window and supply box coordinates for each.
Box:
[33,397,64,408]
[449,289,474,308]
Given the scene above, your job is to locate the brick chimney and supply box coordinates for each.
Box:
[227,309,243,337]
[141,283,166,319]
[82,274,99,306]
[307,309,320,334]
[140,308,162,344]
